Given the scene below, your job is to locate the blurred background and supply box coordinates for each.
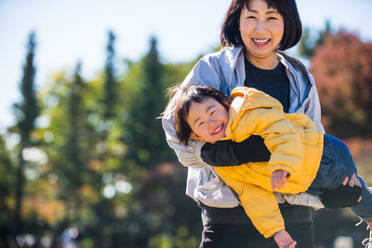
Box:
[0,0,371,247]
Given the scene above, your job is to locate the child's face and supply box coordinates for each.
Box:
[187,97,229,143]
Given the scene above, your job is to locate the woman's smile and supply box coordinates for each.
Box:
[239,0,284,69]
[252,38,271,47]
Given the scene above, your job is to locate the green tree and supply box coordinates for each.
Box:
[12,31,40,241]
[297,27,313,58]
[0,134,14,247]
[40,63,125,247]
[83,30,123,248]
[298,20,332,58]
[63,64,86,206]
[122,36,170,170]
[103,30,118,120]
[64,62,85,195]
[46,62,92,246]
[16,33,209,247]
[117,37,202,248]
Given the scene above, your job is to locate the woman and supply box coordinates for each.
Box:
[162,0,360,247]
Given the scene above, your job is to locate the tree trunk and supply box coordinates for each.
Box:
[12,144,26,247]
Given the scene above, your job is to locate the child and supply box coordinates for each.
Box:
[166,84,372,248]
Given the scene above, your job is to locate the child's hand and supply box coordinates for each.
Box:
[271,170,288,191]
[274,230,297,248]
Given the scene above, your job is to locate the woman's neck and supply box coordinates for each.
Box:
[245,52,279,70]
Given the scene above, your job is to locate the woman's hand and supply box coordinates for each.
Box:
[320,172,363,208]
[343,173,361,187]
[271,170,289,191]
[343,173,362,202]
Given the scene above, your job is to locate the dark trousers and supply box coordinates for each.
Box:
[308,134,372,221]
[200,204,314,248]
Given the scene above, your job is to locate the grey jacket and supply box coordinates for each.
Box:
[162,46,325,208]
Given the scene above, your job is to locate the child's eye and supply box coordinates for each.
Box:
[210,110,215,116]
[199,121,204,127]
[246,16,256,20]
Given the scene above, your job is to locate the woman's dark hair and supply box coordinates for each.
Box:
[166,84,230,145]
[220,0,302,50]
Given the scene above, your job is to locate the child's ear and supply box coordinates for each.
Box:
[190,132,201,141]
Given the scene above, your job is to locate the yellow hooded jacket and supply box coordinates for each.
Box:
[214,87,324,238]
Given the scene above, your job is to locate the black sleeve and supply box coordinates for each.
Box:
[201,135,271,166]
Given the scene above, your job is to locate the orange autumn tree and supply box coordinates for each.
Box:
[310,31,372,138]
[310,30,372,248]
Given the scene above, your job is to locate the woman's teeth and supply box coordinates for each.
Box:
[253,38,270,44]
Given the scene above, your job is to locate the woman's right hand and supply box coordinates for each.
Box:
[343,173,362,187]
[343,173,362,202]
[320,172,363,208]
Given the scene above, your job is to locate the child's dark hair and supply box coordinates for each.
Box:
[166,84,230,145]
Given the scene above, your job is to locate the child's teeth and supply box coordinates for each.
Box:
[214,125,222,134]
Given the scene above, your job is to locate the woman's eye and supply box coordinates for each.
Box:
[246,16,256,19]
[210,110,215,116]
[268,16,278,20]
[199,121,204,127]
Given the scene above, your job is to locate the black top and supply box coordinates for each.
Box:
[244,58,290,112]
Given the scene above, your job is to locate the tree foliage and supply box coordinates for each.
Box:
[14,32,40,139]
[103,30,117,120]
[298,20,332,58]
[11,31,40,243]
[122,37,172,169]
[309,29,372,248]
[310,31,372,137]
[0,135,14,245]
[2,26,372,248]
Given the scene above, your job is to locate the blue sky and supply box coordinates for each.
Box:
[1,0,372,132]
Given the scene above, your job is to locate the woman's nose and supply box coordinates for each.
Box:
[255,20,266,32]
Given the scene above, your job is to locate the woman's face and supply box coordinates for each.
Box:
[239,0,284,63]
[187,97,229,143]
